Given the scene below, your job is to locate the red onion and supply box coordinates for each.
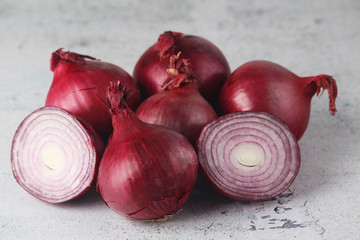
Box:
[197,111,301,201]
[135,53,217,145]
[133,31,231,106]
[97,81,198,221]
[218,60,338,140]
[11,107,104,203]
[45,48,141,141]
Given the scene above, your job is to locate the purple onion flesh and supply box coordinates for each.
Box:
[11,107,104,203]
[197,111,301,201]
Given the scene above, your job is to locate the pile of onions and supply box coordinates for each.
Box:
[11,33,339,220]
[133,31,231,106]
[46,48,141,141]
[218,60,338,140]
[11,107,104,203]
[197,111,301,201]
[97,82,198,221]
[135,52,217,145]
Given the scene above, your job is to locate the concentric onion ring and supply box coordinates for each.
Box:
[197,111,300,201]
[11,107,104,203]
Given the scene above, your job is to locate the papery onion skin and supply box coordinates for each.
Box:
[45,48,141,141]
[133,31,231,106]
[197,111,301,201]
[11,107,104,203]
[218,60,338,140]
[97,82,198,221]
[135,53,217,145]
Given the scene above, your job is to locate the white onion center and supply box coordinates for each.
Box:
[230,143,264,167]
[40,142,67,173]
[11,107,97,203]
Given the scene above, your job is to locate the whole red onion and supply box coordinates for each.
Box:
[133,31,231,106]
[11,107,104,203]
[45,48,141,141]
[135,53,217,145]
[218,60,338,140]
[97,81,198,221]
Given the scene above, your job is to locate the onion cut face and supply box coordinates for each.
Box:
[11,107,104,203]
[197,111,301,201]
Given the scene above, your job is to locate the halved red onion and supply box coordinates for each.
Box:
[11,107,104,203]
[197,111,301,201]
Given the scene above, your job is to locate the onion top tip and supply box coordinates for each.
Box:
[312,74,338,115]
[50,48,97,71]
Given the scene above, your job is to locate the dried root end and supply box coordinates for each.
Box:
[106,81,131,114]
[162,52,195,90]
[143,209,182,222]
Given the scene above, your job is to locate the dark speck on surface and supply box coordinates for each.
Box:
[221,210,229,216]
[278,191,294,198]
[246,213,256,220]
[249,225,256,231]
[269,219,305,229]
[79,40,90,46]
[314,18,324,24]
[274,206,292,214]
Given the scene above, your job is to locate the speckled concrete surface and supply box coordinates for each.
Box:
[1,0,359,239]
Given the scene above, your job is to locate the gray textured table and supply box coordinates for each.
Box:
[1,1,359,239]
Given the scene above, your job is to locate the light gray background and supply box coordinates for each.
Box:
[1,0,359,239]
